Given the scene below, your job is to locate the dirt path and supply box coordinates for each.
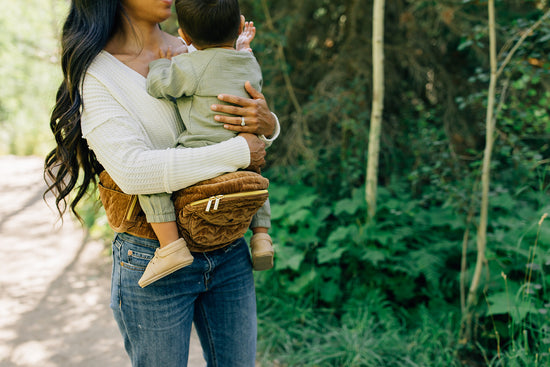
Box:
[0,155,205,367]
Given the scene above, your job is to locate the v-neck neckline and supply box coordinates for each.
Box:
[100,50,147,80]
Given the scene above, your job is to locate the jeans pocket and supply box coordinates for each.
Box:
[118,239,155,272]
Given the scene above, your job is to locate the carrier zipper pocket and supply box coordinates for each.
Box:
[190,190,268,212]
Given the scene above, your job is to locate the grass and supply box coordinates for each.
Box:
[255,290,463,367]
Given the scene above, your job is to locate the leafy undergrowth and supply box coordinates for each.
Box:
[254,169,550,366]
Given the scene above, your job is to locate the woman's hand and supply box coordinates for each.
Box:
[211,81,276,137]
[239,133,266,173]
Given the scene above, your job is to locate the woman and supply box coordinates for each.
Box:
[44,0,279,366]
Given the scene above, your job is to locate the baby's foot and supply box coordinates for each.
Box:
[250,233,274,271]
[138,238,193,287]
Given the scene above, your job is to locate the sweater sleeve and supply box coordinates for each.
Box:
[85,123,250,195]
[259,112,281,149]
[146,56,198,100]
[81,75,250,195]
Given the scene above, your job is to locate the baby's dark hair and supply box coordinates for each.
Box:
[175,0,241,48]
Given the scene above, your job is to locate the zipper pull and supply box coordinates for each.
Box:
[205,196,215,212]
[213,195,224,211]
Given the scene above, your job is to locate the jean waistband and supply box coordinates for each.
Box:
[115,232,246,255]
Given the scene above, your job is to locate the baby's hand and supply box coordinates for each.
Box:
[236,21,256,52]
[157,44,187,60]
[172,41,189,56]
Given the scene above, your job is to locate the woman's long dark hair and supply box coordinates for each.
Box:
[44,0,120,220]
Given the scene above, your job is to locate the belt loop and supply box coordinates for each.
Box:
[113,233,122,250]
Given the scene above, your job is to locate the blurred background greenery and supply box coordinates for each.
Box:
[2,0,550,366]
[0,0,65,156]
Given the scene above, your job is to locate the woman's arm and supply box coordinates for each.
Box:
[84,120,252,195]
[81,74,257,195]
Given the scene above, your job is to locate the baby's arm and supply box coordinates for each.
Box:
[236,21,256,52]
[147,50,197,99]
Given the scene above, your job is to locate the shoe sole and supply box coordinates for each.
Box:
[253,252,274,271]
[138,258,194,288]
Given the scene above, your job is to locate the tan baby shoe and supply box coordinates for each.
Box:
[250,233,274,271]
[138,238,194,288]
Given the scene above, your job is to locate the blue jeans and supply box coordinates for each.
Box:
[110,233,257,367]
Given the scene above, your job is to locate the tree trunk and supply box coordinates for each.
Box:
[461,0,496,344]
[460,4,550,344]
[366,0,385,220]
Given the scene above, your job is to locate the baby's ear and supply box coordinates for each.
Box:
[178,28,192,45]
[238,15,245,34]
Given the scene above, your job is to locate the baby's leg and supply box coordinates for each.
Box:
[137,194,194,287]
[252,226,268,234]
[151,221,180,248]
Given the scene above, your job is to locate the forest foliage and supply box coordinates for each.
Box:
[237,0,550,364]
[1,0,549,365]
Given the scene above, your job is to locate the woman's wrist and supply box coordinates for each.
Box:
[259,112,280,147]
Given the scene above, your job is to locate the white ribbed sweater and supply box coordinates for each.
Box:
[81,51,254,195]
